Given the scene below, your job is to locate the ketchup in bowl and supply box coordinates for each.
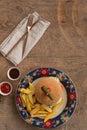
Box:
[0,82,12,96]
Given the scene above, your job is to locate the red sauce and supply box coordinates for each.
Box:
[0,83,11,93]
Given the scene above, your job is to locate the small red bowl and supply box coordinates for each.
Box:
[0,81,12,96]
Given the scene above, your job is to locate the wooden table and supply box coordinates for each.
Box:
[0,0,87,130]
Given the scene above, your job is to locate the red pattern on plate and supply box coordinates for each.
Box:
[44,120,52,128]
[68,92,76,101]
[40,68,49,76]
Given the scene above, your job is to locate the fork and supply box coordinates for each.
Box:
[22,15,40,58]
[5,15,39,57]
[22,15,33,58]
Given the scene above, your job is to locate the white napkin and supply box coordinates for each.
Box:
[0,12,50,65]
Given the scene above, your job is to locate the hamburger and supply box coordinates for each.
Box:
[35,77,63,106]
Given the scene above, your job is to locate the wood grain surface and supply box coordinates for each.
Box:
[0,0,87,130]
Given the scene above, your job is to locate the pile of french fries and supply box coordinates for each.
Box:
[19,83,64,122]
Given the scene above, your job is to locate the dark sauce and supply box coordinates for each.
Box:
[9,68,20,79]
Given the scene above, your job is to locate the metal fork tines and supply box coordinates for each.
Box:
[22,14,33,58]
[5,14,39,58]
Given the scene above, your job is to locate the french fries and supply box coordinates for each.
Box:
[27,93,34,104]
[41,104,52,113]
[44,99,65,122]
[29,83,35,95]
[53,99,65,112]
[37,111,48,114]
[44,111,55,122]
[19,83,65,122]
[30,106,40,115]
[19,88,31,94]
[31,114,47,118]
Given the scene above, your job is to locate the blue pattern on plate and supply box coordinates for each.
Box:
[15,68,77,128]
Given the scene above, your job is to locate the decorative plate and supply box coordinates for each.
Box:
[16,68,77,129]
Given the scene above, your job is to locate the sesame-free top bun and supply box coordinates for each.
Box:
[35,77,63,106]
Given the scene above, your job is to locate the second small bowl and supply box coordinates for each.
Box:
[7,67,20,81]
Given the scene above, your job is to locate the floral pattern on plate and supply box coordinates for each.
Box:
[16,68,77,128]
